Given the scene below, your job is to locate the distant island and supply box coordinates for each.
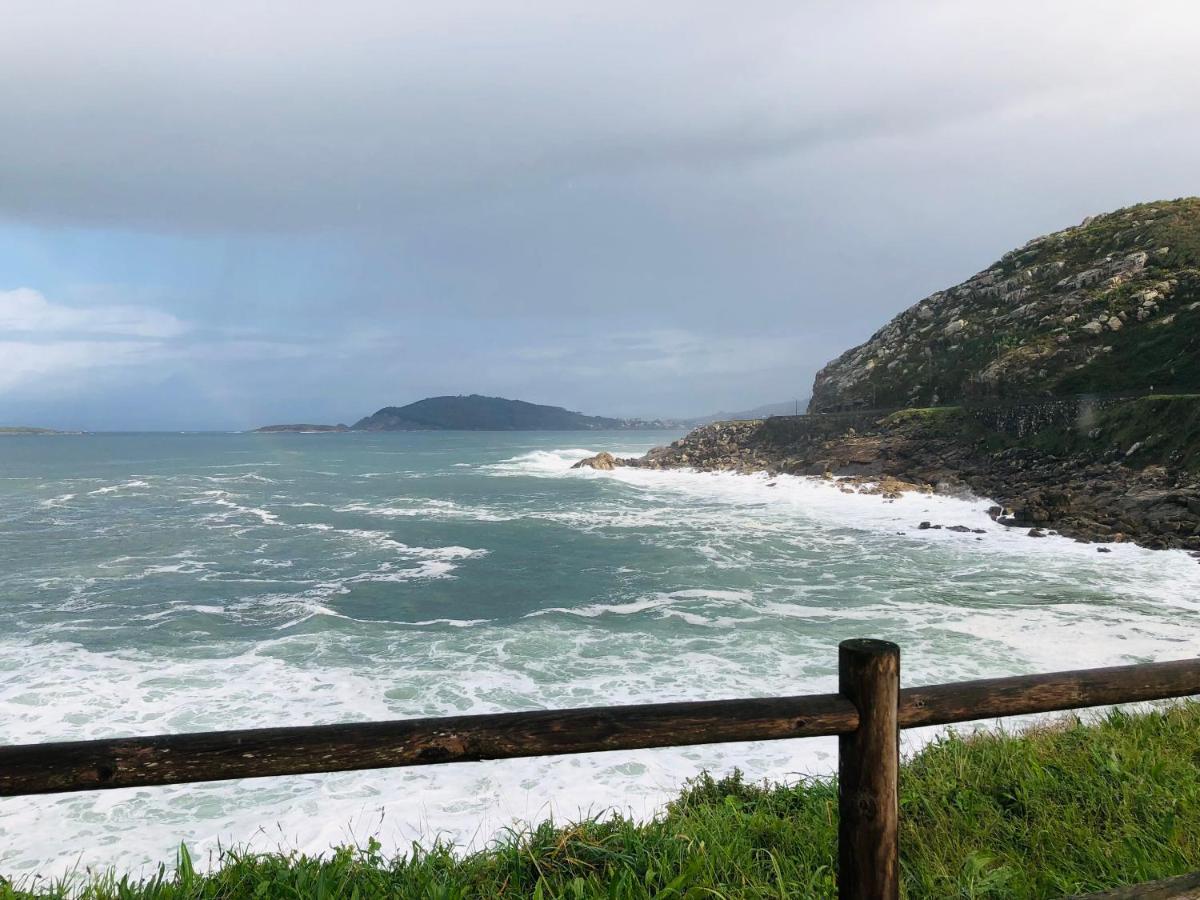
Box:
[354,395,654,431]
[255,395,682,433]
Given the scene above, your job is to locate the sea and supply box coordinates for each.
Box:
[2,430,1200,881]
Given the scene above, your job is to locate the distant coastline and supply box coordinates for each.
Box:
[0,426,81,435]
[251,423,351,434]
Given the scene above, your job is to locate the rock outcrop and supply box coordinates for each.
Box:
[571,451,634,470]
[616,402,1200,552]
[810,198,1200,412]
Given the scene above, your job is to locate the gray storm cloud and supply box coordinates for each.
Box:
[4,1,1197,231]
[1,1,1199,428]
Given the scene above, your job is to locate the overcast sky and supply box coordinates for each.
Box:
[2,1,1199,429]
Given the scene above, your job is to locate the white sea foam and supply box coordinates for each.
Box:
[480,448,638,477]
[38,492,76,508]
[529,589,756,621]
[89,479,151,495]
[335,498,514,522]
[203,473,279,485]
[192,490,281,527]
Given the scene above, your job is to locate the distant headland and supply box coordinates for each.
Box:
[254,395,681,433]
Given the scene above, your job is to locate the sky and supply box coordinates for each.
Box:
[2,1,1199,430]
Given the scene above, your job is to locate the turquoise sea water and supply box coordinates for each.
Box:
[2,431,1200,880]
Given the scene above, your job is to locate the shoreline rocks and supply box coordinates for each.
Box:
[576,410,1200,554]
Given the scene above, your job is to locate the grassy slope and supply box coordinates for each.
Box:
[8,705,1200,899]
[1024,395,1200,471]
[1056,276,1200,397]
[878,396,1200,472]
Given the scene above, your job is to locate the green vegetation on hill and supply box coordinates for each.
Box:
[352,395,629,431]
[811,197,1200,411]
[1055,287,1200,395]
[10,704,1200,899]
[1026,394,1200,472]
[878,395,1200,472]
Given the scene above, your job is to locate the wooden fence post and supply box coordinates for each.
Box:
[838,638,900,900]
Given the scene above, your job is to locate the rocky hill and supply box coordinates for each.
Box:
[352,395,635,431]
[810,198,1200,411]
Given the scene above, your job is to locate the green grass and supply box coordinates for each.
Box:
[878,408,969,436]
[7,704,1200,898]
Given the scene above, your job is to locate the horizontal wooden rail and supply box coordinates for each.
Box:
[0,693,857,797]
[899,656,1200,729]
[3,656,1199,799]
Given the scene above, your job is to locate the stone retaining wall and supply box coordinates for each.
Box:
[964,398,1129,439]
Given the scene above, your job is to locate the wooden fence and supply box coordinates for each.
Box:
[3,640,1200,899]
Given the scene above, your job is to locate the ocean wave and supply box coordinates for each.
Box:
[481,448,643,477]
[192,490,282,527]
[334,498,514,522]
[89,479,151,495]
[38,492,76,508]
[528,589,755,622]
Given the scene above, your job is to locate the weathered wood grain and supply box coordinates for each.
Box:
[899,657,1200,729]
[0,693,858,797]
[837,638,900,900]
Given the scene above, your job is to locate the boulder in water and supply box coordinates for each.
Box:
[572,451,621,471]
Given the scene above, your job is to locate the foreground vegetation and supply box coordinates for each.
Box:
[6,704,1200,899]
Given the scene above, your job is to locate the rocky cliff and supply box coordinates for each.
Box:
[810,198,1200,412]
